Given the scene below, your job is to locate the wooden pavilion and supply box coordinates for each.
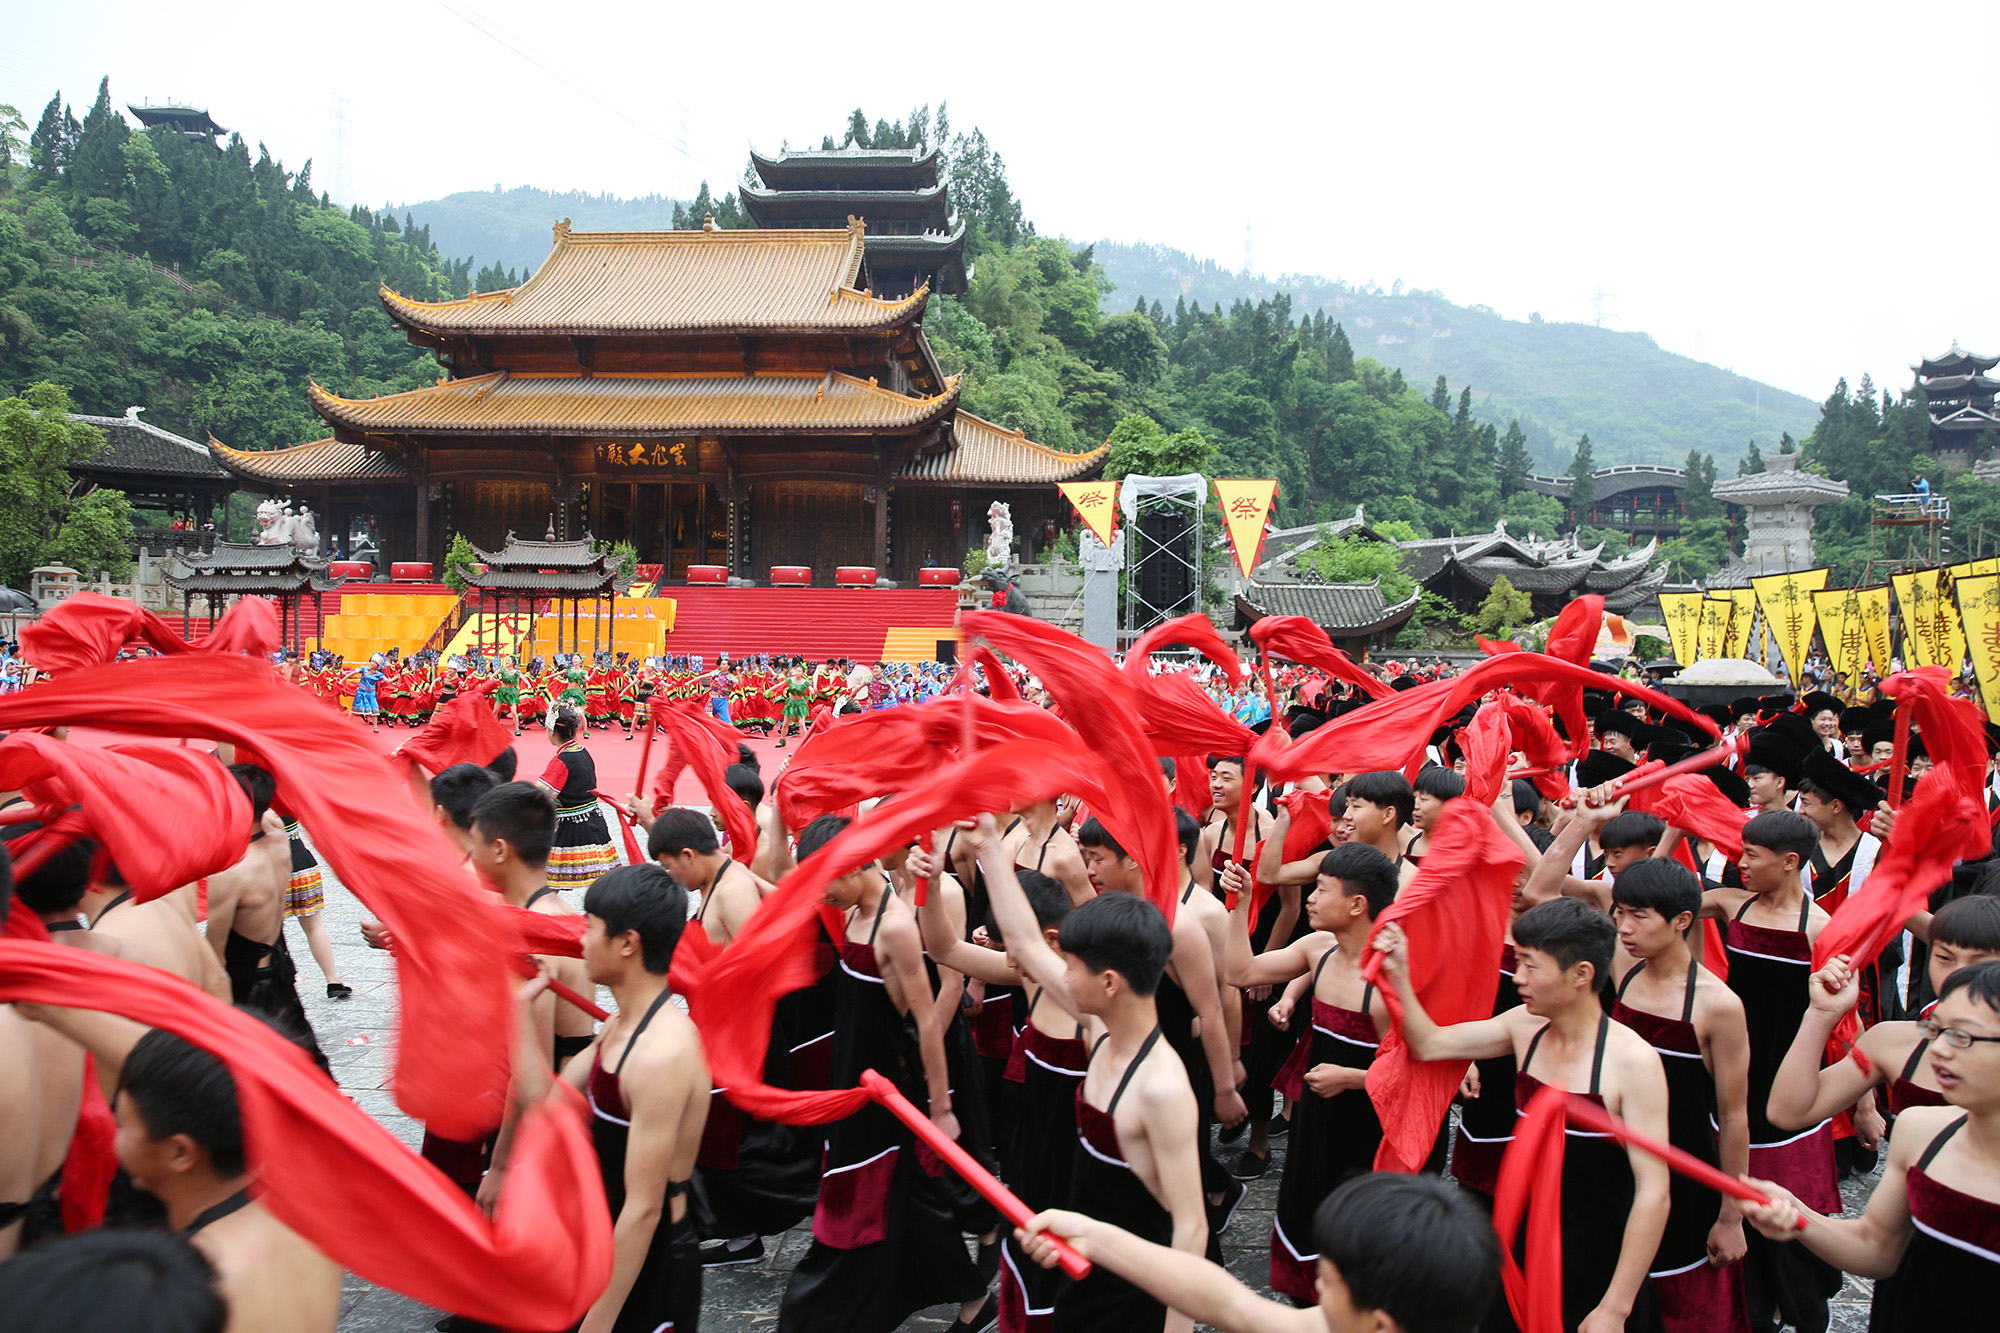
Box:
[162,542,345,652]
[456,532,634,658]
[204,218,1102,585]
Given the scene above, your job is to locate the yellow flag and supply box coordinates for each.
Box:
[1697,597,1735,660]
[1213,479,1279,578]
[1751,568,1829,687]
[1722,588,1759,659]
[1058,481,1120,550]
[1891,569,1941,667]
[1956,574,2000,723]
[1658,592,1705,665]
[1935,566,1969,675]
[1854,585,1893,681]
[1812,587,1864,692]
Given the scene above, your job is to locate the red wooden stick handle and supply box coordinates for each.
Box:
[634,703,656,807]
[1889,702,1911,811]
[507,954,610,1022]
[914,831,932,908]
[1563,1094,1805,1230]
[859,1068,1093,1279]
[1563,733,1747,808]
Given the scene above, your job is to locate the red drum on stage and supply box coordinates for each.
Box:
[835,567,878,587]
[327,561,372,579]
[769,566,812,586]
[391,562,434,582]
[918,567,961,587]
[685,565,729,585]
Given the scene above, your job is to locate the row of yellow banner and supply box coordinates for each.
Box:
[1057,478,1280,578]
[1659,558,2000,722]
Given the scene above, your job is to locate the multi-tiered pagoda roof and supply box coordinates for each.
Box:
[744,146,966,297]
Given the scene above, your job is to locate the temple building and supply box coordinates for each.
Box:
[1914,343,2000,470]
[743,146,967,298]
[66,407,234,538]
[1523,464,1689,538]
[127,103,226,141]
[1395,525,1668,619]
[206,218,1100,584]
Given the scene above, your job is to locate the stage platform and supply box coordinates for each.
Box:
[660,587,961,662]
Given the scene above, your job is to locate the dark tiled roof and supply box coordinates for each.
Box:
[208,436,411,483]
[163,570,344,593]
[460,568,634,593]
[173,541,327,571]
[1461,556,1597,593]
[1234,579,1422,633]
[1604,564,1671,614]
[469,535,608,569]
[69,412,230,480]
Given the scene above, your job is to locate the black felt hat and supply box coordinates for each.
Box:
[1700,704,1737,730]
[1763,711,1822,757]
[1840,706,1877,734]
[1802,747,1884,818]
[1801,690,1842,718]
[1860,718,1897,754]
[1744,731,1805,786]
[1705,765,1753,809]
[1576,750,1636,789]
[1593,710,1660,746]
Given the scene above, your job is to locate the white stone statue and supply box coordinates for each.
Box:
[254,498,321,554]
[985,501,1014,572]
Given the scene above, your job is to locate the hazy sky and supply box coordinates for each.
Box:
[6,0,1993,405]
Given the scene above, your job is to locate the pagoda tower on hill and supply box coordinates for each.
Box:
[743,146,967,298]
[1913,342,2000,469]
[204,218,1099,581]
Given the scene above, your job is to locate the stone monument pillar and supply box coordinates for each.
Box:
[1711,452,1850,575]
[1079,527,1124,651]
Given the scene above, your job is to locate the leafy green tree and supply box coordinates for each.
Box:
[1474,575,1533,639]
[1564,433,1595,527]
[28,95,72,186]
[442,531,477,592]
[0,104,26,194]
[1295,533,1414,599]
[1738,441,1764,475]
[66,79,129,204]
[1093,311,1167,387]
[1102,414,1215,479]
[1497,418,1532,497]
[1681,448,1719,519]
[0,381,134,584]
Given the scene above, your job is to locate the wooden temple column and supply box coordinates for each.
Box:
[413,477,430,566]
[871,478,890,572]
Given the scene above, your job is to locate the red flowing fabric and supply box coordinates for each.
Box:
[1134,673,1258,757]
[694,737,1095,1123]
[1242,787,1336,925]
[962,613,1179,918]
[1123,612,1246,687]
[0,942,611,1328]
[647,700,757,863]
[1248,616,1391,701]
[1492,1082,1568,1333]
[968,644,1020,702]
[1527,595,1604,761]
[1814,670,1987,1057]
[0,657,512,1140]
[18,591,280,670]
[0,735,250,897]
[591,792,645,864]
[1493,694,1570,802]
[1364,705,1521,1170]
[394,683,512,779]
[1478,635,1524,655]
[62,1055,116,1231]
[1640,774,1751,861]
[772,709,931,831]
[1255,653,1716,785]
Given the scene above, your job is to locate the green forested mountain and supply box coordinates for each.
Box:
[1087,241,1818,473]
[380,186,683,287]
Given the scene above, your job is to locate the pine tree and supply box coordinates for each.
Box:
[1565,433,1596,526]
[1430,374,1451,415]
[844,109,872,149]
[1739,441,1765,475]
[1327,322,1353,379]
[67,78,129,201]
[1497,419,1532,497]
[28,94,68,184]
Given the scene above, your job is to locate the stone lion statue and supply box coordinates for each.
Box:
[254,498,320,554]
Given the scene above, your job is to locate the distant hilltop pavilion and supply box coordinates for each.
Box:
[205,217,1098,582]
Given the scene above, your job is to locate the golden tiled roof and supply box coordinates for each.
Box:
[380,218,927,336]
[900,411,1108,485]
[207,434,411,481]
[309,372,961,436]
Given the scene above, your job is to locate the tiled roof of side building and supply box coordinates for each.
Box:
[164,570,346,594]
[207,436,412,482]
[460,567,635,593]
[1460,555,1598,593]
[172,540,330,571]
[380,220,927,337]
[469,535,610,569]
[1603,564,1671,614]
[69,412,231,479]
[898,412,1108,485]
[309,372,961,437]
[1234,580,1422,632]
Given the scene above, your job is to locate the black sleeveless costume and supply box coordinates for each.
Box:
[1614,960,1749,1332]
[1269,949,1381,1302]
[1212,816,1295,1131]
[777,888,984,1333]
[1868,1115,2000,1331]
[692,857,823,1242]
[1154,880,1230,1244]
[1724,896,1841,1333]
[1484,1016,1644,1333]
[1886,1033,1948,1114]
[997,989,1085,1333]
[1054,1026,1173,1333]
[1453,941,1523,1197]
[588,987,701,1333]
[525,885,596,1068]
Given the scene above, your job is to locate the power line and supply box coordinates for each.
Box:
[422,0,723,182]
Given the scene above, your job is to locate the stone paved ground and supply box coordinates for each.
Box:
[297,845,1882,1332]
